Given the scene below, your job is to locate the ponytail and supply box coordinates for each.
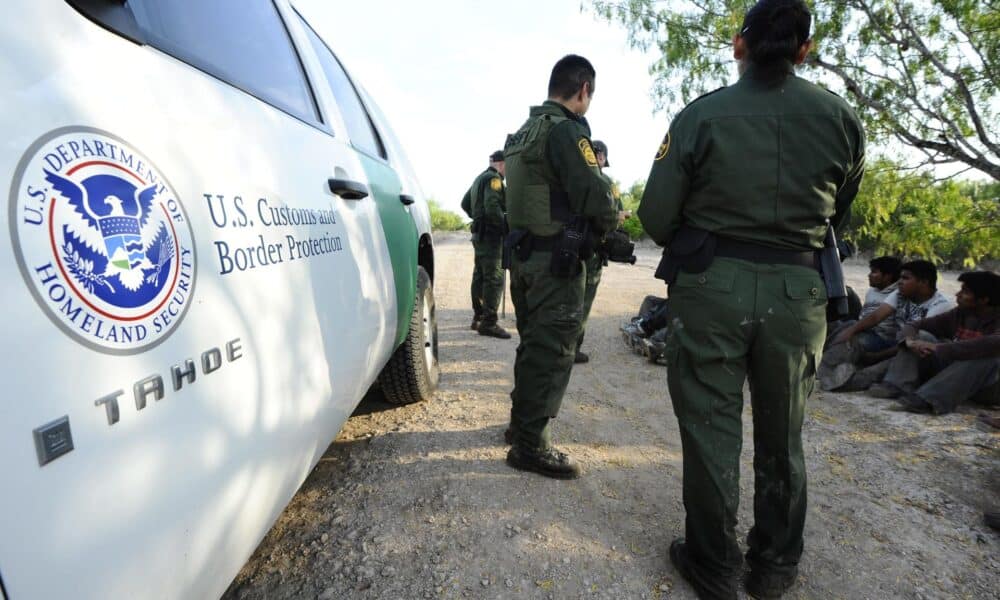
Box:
[740,0,811,81]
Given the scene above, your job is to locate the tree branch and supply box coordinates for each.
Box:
[891,3,1000,158]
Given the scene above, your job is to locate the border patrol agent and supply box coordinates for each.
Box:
[503,54,616,479]
[461,150,511,339]
[575,139,626,363]
[638,2,865,597]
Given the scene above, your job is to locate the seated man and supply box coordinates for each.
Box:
[825,256,901,348]
[820,259,948,391]
[621,295,672,362]
[870,271,1000,415]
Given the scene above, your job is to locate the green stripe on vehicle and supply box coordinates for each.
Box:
[358,154,418,347]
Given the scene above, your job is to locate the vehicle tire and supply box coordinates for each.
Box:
[378,266,439,404]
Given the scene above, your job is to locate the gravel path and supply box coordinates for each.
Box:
[223,234,999,600]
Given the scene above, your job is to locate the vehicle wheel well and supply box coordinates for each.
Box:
[418,234,434,282]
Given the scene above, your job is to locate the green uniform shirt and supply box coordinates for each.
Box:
[507,101,616,236]
[639,66,865,251]
[461,166,506,227]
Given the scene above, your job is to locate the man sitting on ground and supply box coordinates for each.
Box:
[869,271,1000,415]
[827,256,902,347]
[820,259,950,391]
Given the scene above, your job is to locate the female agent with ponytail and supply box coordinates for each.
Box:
[638,1,865,598]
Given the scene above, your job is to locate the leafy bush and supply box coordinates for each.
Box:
[427,198,467,232]
[618,180,646,240]
[845,159,999,267]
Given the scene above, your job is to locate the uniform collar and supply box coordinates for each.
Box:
[738,62,796,85]
[537,100,585,123]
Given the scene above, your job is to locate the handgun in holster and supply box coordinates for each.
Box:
[503,228,530,270]
[818,223,850,318]
[550,217,589,278]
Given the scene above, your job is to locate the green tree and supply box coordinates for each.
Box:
[427,198,467,231]
[591,0,1000,180]
[619,180,647,240]
[845,159,999,265]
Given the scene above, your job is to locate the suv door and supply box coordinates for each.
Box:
[293,13,420,349]
[0,1,397,598]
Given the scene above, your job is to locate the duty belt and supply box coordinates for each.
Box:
[526,233,560,252]
[714,236,816,268]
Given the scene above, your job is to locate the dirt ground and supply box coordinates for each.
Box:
[223,233,999,600]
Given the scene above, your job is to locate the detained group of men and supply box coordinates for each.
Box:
[454,1,997,598]
[819,257,1000,415]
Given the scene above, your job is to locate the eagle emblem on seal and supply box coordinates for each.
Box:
[44,169,174,294]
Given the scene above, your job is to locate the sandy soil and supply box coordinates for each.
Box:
[223,233,999,600]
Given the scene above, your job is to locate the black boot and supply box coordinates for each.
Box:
[478,322,512,339]
[669,539,737,600]
[470,316,481,331]
[506,445,580,479]
[574,351,589,364]
[745,568,797,599]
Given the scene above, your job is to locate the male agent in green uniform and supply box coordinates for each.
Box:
[503,54,616,478]
[574,139,628,363]
[461,150,511,339]
[638,1,864,598]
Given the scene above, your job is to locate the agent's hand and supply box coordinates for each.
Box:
[617,210,631,226]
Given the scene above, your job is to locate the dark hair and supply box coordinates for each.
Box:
[958,271,1000,307]
[869,256,902,281]
[740,0,811,78]
[901,260,938,289]
[548,54,596,100]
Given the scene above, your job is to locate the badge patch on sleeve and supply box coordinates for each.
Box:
[654,131,671,161]
[489,177,502,192]
[578,138,599,167]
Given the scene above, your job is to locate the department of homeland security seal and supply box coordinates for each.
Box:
[9,127,196,354]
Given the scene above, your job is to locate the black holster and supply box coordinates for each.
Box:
[819,224,849,318]
[503,229,530,269]
[551,217,589,278]
[654,226,717,285]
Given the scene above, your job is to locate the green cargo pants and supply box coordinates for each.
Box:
[471,235,504,325]
[509,250,585,449]
[576,253,604,352]
[664,258,826,582]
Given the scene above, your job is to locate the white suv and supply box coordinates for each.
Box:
[0,1,438,598]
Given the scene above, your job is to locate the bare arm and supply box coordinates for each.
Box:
[834,303,893,343]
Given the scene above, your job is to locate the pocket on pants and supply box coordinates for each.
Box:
[781,270,828,351]
[672,259,738,293]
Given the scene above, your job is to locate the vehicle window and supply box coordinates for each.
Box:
[297,15,386,159]
[128,0,319,123]
[358,86,422,189]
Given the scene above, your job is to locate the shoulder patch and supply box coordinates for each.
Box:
[654,131,671,161]
[578,138,599,167]
[489,177,502,192]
